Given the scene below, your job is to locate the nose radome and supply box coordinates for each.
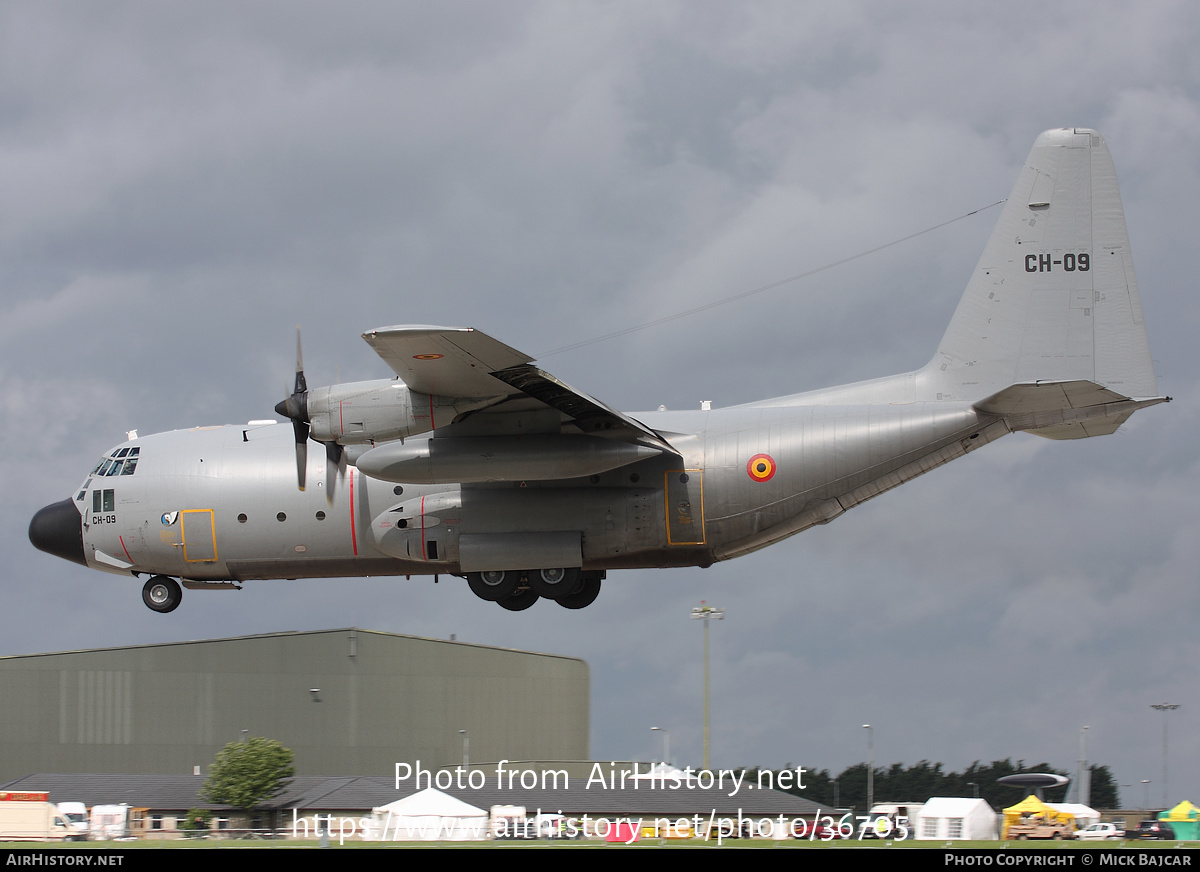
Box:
[29,499,87,566]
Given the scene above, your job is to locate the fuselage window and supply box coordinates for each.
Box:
[315,511,326,521]
[237,514,248,523]
[277,512,286,522]
[93,490,115,512]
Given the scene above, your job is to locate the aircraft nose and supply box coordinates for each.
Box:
[29,499,87,566]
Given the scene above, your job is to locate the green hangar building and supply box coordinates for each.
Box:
[0,628,589,782]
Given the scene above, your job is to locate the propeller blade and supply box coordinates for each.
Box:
[293,327,307,395]
[293,421,309,491]
[325,441,344,503]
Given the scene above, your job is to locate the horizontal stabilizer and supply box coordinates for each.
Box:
[975,380,1169,439]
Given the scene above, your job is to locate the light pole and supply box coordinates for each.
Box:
[459,729,469,769]
[690,601,724,770]
[1077,725,1090,806]
[863,724,874,813]
[1150,703,1179,808]
[651,726,670,767]
[1142,779,1151,810]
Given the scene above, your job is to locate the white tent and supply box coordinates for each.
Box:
[915,797,999,841]
[1047,803,1100,828]
[367,787,490,841]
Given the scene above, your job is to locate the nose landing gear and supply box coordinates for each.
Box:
[142,576,182,613]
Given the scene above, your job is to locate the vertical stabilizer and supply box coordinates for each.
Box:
[923,128,1158,407]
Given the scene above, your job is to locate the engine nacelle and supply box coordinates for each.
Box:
[305,379,495,445]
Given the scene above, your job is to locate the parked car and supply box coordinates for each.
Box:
[1074,822,1123,840]
[1125,820,1176,840]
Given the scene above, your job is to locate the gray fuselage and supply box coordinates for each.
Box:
[72,389,994,584]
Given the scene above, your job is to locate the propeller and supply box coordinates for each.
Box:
[274,327,346,502]
[275,329,309,491]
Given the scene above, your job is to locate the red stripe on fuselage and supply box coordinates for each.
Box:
[349,469,358,556]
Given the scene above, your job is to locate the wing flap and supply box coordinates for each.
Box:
[490,364,675,452]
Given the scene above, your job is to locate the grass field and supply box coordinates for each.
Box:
[3,837,1197,849]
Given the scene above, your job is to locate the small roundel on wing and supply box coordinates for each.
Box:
[412,353,444,360]
[747,453,776,482]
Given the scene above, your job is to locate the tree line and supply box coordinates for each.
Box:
[745,759,1118,810]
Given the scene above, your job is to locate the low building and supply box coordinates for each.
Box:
[0,628,589,781]
[0,772,829,841]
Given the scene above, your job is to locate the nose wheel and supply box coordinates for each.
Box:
[142,576,182,613]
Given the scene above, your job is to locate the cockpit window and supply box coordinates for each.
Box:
[93,447,140,478]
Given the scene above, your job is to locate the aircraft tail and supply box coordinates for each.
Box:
[922,128,1165,436]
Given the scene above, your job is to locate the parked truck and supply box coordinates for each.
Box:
[1007,813,1075,840]
[0,791,73,841]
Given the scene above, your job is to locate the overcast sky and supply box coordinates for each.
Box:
[5,2,1199,808]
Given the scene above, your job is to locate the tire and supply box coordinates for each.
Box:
[466,570,518,602]
[557,572,602,609]
[142,576,182,613]
[526,567,581,600]
[497,587,539,611]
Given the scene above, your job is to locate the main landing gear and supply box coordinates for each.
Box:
[464,569,604,611]
[142,575,182,613]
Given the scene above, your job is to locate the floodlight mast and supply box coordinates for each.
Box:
[690,602,724,771]
[1150,703,1180,808]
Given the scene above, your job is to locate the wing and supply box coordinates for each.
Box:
[361,325,674,451]
[362,325,531,397]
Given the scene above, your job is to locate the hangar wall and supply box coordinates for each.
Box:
[0,628,589,781]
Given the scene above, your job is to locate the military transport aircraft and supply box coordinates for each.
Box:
[30,128,1167,613]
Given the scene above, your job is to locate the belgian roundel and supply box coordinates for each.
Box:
[747,453,776,482]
